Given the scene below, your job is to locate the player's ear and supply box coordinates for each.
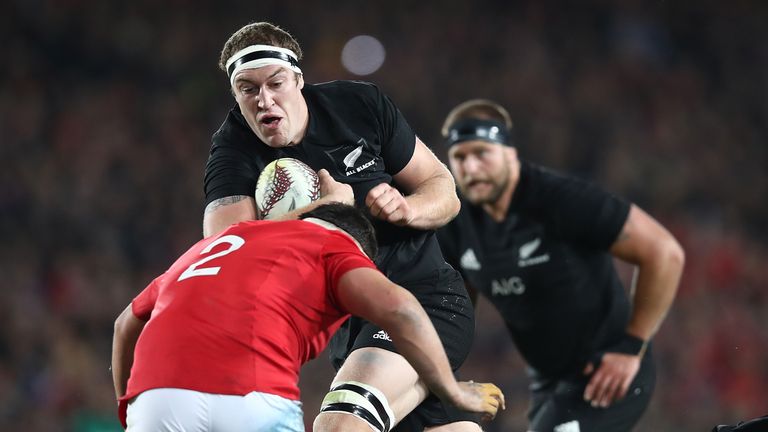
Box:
[296,73,304,90]
[504,145,517,161]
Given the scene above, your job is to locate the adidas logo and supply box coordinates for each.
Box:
[460,249,481,270]
[372,330,392,341]
[554,420,580,432]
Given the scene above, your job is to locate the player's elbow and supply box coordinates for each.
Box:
[377,291,425,332]
[391,300,424,328]
[658,235,685,272]
[446,190,461,221]
[441,171,461,220]
[113,306,145,342]
[114,307,133,337]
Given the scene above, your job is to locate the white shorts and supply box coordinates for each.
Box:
[126,388,304,432]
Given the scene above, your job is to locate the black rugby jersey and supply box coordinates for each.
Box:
[438,161,632,377]
[204,81,450,283]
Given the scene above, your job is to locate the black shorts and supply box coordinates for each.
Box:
[328,267,478,430]
[527,346,656,432]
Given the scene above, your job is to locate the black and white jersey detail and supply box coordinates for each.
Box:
[438,161,632,377]
[204,80,448,283]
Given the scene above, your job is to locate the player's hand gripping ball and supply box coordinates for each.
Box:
[254,158,320,219]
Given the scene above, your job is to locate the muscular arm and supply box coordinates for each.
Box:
[336,267,504,416]
[111,305,147,399]
[203,195,257,238]
[610,204,685,341]
[336,268,468,404]
[581,204,684,407]
[367,138,460,229]
[203,171,353,238]
[584,204,684,407]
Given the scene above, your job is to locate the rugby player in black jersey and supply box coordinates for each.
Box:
[437,99,685,432]
[202,23,504,432]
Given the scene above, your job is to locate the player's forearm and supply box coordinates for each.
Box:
[403,170,460,230]
[626,237,685,340]
[111,306,145,399]
[202,196,257,237]
[378,297,462,403]
[339,270,462,402]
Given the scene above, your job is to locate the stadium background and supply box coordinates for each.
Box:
[2,0,767,430]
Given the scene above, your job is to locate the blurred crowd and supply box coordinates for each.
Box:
[1,0,766,431]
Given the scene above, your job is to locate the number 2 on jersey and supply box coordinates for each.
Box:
[177,235,245,281]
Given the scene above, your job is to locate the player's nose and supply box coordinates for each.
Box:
[257,89,275,109]
[461,155,483,175]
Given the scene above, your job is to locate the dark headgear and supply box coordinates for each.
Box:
[445,119,512,147]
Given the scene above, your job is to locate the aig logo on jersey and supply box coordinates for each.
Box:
[491,277,525,296]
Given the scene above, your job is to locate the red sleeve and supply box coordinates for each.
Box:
[131,275,162,321]
[323,233,379,308]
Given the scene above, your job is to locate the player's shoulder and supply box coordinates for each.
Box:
[516,160,627,222]
[227,219,346,239]
[516,160,587,200]
[524,160,613,197]
[211,105,253,149]
[229,219,312,232]
[216,220,330,250]
[522,160,573,186]
[305,80,383,104]
[308,79,381,94]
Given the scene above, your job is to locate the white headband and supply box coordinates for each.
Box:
[225,44,302,85]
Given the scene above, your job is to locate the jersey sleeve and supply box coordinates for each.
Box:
[322,233,379,309]
[525,165,630,249]
[203,110,260,206]
[131,275,163,321]
[366,84,416,175]
[436,218,461,272]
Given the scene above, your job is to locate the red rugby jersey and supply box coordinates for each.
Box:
[121,219,377,403]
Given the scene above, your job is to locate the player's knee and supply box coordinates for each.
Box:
[316,381,395,432]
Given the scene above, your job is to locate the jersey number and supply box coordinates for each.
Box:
[177,235,245,281]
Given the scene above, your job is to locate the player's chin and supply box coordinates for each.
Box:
[461,184,492,203]
[462,191,493,206]
[258,132,290,148]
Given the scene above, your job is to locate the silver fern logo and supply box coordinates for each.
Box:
[343,140,365,168]
[519,238,541,259]
[518,237,550,267]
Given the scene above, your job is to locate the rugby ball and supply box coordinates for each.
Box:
[254,158,320,220]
